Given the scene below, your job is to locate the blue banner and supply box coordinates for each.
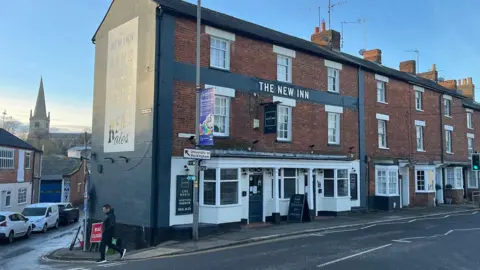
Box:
[199,88,215,146]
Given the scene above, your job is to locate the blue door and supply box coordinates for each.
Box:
[40,180,62,203]
[249,175,263,223]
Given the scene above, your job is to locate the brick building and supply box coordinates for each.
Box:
[0,128,42,212]
[89,0,479,249]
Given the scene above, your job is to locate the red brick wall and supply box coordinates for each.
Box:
[443,97,469,162]
[172,17,359,157]
[0,148,38,184]
[68,162,86,206]
[473,110,480,151]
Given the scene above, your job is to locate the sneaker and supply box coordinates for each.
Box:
[96,260,107,263]
[120,249,127,259]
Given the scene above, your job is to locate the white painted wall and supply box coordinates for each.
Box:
[0,182,32,212]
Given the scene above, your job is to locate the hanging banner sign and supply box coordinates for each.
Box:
[199,88,215,146]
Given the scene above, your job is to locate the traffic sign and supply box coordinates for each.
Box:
[184,149,211,160]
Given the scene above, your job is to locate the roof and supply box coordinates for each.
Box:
[33,77,48,118]
[0,128,40,151]
[462,99,480,111]
[41,156,82,176]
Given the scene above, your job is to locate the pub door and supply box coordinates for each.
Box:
[249,174,263,223]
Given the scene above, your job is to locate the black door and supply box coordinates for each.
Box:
[304,175,316,214]
[249,175,263,223]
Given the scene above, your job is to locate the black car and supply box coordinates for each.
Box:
[57,203,80,225]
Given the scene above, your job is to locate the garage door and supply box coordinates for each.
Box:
[40,180,62,203]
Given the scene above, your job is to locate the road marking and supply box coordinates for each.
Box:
[99,262,126,268]
[250,234,280,241]
[360,224,376,230]
[310,233,325,237]
[454,228,480,232]
[444,215,450,218]
[324,228,359,234]
[392,239,411,243]
[444,230,454,236]
[67,268,91,270]
[316,244,392,268]
[408,219,416,223]
[472,211,478,215]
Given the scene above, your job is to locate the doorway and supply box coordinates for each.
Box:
[399,167,409,207]
[249,174,263,223]
[435,168,444,204]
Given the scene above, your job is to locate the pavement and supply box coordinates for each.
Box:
[40,207,480,269]
[44,204,477,264]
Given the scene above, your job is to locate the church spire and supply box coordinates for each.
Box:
[33,77,47,118]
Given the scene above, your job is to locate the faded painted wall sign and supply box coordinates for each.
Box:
[104,17,139,153]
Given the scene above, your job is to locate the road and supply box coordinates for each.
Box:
[42,211,480,270]
[0,221,81,270]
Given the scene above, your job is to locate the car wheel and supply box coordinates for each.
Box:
[8,231,14,244]
[55,220,59,229]
[42,223,48,233]
[25,227,32,238]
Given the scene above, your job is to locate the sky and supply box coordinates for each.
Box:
[1,0,479,133]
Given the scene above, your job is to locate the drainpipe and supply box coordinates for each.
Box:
[31,151,36,204]
[439,95,446,200]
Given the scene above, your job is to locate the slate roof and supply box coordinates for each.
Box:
[0,128,39,151]
[93,0,467,100]
[41,156,82,176]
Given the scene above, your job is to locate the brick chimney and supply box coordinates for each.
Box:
[458,77,475,100]
[399,60,416,74]
[418,64,438,82]
[311,20,341,51]
[363,49,382,64]
[439,79,457,90]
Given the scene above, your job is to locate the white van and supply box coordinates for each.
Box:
[21,203,59,233]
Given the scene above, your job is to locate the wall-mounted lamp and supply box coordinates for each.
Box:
[242,168,248,176]
[118,156,129,163]
[188,135,196,146]
[104,157,114,163]
[309,144,315,154]
[247,140,260,151]
[184,165,190,173]
[348,146,355,159]
[317,169,324,174]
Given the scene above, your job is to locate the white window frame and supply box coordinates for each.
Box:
[415,120,426,151]
[378,119,387,149]
[322,169,350,198]
[468,170,478,189]
[445,130,453,154]
[25,152,31,169]
[327,68,340,93]
[205,85,235,137]
[328,112,341,145]
[467,111,473,129]
[468,134,474,159]
[213,95,230,137]
[201,168,241,206]
[219,168,240,205]
[414,86,424,111]
[0,148,14,169]
[415,167,435,193]
[5,191,11,207]
[209,36,230,70]
[375,166,398,196]
[446,167,463,189]
[277,105,292,141]
[274,168,298,199]
[276,54,292,83]
[377,81,386,103]
[443,95,452,117]
[17,188,27,204]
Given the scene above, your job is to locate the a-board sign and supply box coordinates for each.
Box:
[176,175,193,215]
[90,222,103,243]
[350,173,358,201]
[287,194,311,223]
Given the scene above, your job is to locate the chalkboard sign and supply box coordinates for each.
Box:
[287,194,311,223]
[176,175,193,215]
[264,104,277,134]
[350,173,358,201]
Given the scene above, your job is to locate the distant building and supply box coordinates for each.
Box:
[67,146,92,159]
[0,128,42,212]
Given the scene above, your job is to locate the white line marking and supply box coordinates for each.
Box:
[67,268,91,270]
[444,215,450,218]
[99,262,126,268]
[316,244,392,268]
[324,228,359,234]
[454,228,480,232]
[360,224,376,230]
[408,219,416,223]
[472,211,478,215]
[310,233,325,237]
[392,239,411,243]
[444,230,454,236]
[250,234,280,241]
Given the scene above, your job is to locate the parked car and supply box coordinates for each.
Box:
[21,203,59,233]
[0,212,33,244]
[56,203,80,225]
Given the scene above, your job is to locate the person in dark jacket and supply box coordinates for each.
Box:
[97,204,126,263]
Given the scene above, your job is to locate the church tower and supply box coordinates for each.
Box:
[28,77,50,140]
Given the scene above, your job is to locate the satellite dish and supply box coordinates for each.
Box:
[359,49,366,56]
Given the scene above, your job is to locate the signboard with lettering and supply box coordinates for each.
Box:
[350,173,358,201]
[176,175,193,215]
[264,103,277,134]
[287,194,311,223]
[258,81,311,101]
[90,222,103,243]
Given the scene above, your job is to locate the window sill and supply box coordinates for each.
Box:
[200,204,241,208]
[416,109,424,112]
[327,90,340,95]
[446,152,454,155]
[327,143,341,147]
[378,147,390,150]
[468,127,474,130]
[209,65,231,72]
[444,115,452,119]
[375,194,399,197]
[277,79,292,84]
[415,190,435,194]
[377,101,388,105]
[416,149,426,152]
[468,186,479,189]
[275,139,292,144]
[18,202,27,205]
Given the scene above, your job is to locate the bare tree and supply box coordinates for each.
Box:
[4,120,20,134]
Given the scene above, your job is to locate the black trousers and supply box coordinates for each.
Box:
[99,234,122,260]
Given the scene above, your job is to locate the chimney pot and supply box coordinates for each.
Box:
[432,64,436,71]
[468,77,473,85]
[314,26,320,34]
[321,20,326,32]
[463,78,467,85]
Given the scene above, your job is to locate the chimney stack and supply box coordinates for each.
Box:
[458,77,475,100]
[439,79,457,90]
[363,49,382,64]
[311,19,341,51]
[399,60,416,74]
[417,64,438,82]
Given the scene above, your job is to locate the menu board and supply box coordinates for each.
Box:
[176,175,193,215]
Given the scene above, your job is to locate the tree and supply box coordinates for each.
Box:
[4,120,20,134]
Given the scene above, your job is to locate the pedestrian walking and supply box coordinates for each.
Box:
[97,204,126,263]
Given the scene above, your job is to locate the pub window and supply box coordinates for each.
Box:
[277,55,292,83]
[203,169,216,205]
[220,169,238,205]
[327,68,339,93]
[210,37,230,70]
[277,105,292,141]
[214,95,230,136]
[273,168,297,199]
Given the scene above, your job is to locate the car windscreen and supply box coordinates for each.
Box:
[0,215,5,222]
[58,205,66,211]
[22,207,47,216]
